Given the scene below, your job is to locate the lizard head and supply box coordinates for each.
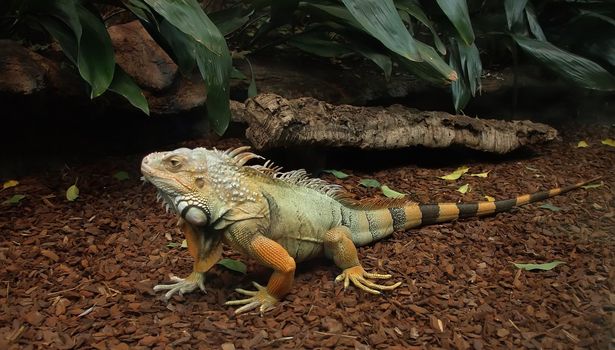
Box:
[141,148,213,226]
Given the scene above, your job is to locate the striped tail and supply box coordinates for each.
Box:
[347,177,600,246]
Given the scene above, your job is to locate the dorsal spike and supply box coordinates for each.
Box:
[226,146,252,157]
[236,153,264,166]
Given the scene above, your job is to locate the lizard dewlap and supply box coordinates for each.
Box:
[141,146,598,315]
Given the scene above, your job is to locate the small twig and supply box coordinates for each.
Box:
[314,331,357,339]
[47,283,83,297]
[508,319,522,334]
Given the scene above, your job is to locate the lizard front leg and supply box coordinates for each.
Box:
[324,226,401,294]
[225,234,296,314]
[154,219,223,300]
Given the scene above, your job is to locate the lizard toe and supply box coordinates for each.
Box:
[225,281,278,315]
[153,272,206,300]
[335,266,401,295]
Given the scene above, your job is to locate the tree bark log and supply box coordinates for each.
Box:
[240,93,558,154]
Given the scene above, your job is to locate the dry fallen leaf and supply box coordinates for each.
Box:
[457,184,470,194]
[439,166,470,180]
[2,180,19,190]
[469,171,490,178]
[484,195,495,202]
[601,138,615,147]
[576,140,589,148]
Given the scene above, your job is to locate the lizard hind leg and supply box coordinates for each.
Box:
[324,226,402,294]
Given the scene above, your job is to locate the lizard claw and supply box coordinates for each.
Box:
[335,266,402,295]
[153,271,206,300]
[225,281,278,315]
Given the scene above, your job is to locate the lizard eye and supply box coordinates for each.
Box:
[165,156,183,171]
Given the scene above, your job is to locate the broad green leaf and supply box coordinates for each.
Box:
[514,36,615,91]
[602,138,615,147]
[504,0,528,31]
[3,194,25,205]
[381,185,405,198]
[484,195,495,202]
[38,15,78,65]
[209,6,253,36]
[439,166,470,180]
[525,4,545,41]
[3,180,18,190]
[66,184,79,201]
[323,169,350,179]
[349,41,393,80]
[108,66,149,115]
[167,242,181,248]
[577,140,589,148]
[359,179,382,188]
[145,0,232,134]
[113,171,131,181]
[230,67,248,80]
[578,10,615,28]
[449,40,470,111]
[217,258,247,274]
[458,41,482,96]
[581,182,603,189]
[76,5,115,97]
[457,183,470,194]
[399,41,458,84]
[244,58,257,98]
[539,203,560,212]
[469,171,490,178]
[436,0,475,45]
[287,32,352,58]
[34,0,82,42]
[125,0,158,25]
[396,0,446,54]
[514,260,564,271]
[341,0,421,61]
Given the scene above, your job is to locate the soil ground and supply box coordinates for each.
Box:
[1,122,614,350]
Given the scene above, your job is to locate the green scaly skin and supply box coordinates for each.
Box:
[141,146,597,314]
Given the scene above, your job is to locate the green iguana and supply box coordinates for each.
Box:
[141,146,596,314]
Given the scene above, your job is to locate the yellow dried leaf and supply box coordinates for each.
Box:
[66,185,79,201]
[484,195,495,202]
[469,171,490,178]
[457,184,470,194]
[2,180,19,190]
[439,166,470,180]
[576,140,589,148]
[601,138,615,147]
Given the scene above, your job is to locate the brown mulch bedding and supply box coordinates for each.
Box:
[1,124,614,350]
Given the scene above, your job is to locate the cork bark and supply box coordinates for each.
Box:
[235,93,558,154]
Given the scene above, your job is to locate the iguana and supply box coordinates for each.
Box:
[141,146,597,314]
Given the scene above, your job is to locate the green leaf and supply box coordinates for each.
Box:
[217,258,247,274]
[439,166,470,180]
[247,59,257,98]
[35,0,82,43]
[504,0,528,31]
[38,15,79,65]
[539,203,560,212]
[113,171,131,181]
[323,169,350,179]
[144,0,232,135]
[66,184,79,201]
[514,36,615,91]
[3,194,25,205]
[359,179,382,188]
[287,32,352,58]
[396,0,446,54]
[2,180,19,190]
[449,40,470,111]
[341,0,421,61]
[399,41,458,84]
[436,0,475,45]
[525,3,545,41]
[209,6,253,36]
[581,182,603,189]
[76,5,115,97]
[108,66,150,115]
[514,260,564,271]
[381,185,405,198]
[167,242,181,248]
[349,41,393,80]
[457,183,470,194]
[458,41,482,96]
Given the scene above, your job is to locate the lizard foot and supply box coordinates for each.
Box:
[335,266,402,295]
[153,271,205,300]
[225,281,278,314]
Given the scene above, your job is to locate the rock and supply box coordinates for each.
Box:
[108,21,178,92]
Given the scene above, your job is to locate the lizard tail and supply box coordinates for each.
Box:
[399,177,602,230]
[347,177,600,247]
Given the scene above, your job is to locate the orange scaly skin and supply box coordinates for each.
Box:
[141,146,598,314]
